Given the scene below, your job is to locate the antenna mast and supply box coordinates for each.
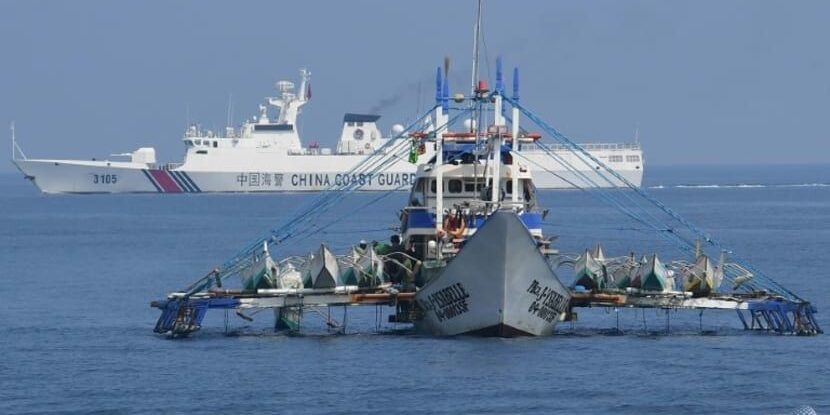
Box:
[470,0,483,99]
[470,0,484,192]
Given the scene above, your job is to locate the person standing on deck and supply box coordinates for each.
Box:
[385,235,407,284]
[356,240,368,255]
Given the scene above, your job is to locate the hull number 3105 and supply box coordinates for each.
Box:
[92,174,118,184]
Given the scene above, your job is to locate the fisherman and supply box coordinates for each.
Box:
[385,235,407,284]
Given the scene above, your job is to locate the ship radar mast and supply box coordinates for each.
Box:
[267,68,310,125]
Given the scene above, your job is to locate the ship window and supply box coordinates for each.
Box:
[357,122,364,127]
[213,141,218,148]
[430,179,436,193]
[609,155,623,163]
[463,181,486,193]
[505,180,513,194]
[347,122,355,127]
[626,155,640,162]
[448,179,462,193]
[196,150,208,155]
[185,140,193,147]
[194,139,202,145]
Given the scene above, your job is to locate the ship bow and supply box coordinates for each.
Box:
[415,211,570,337]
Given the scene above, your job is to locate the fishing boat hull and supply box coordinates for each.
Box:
[306,244,341,289]
[414,211,570,337]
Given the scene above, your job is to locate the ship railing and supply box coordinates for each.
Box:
[519,142,641,152]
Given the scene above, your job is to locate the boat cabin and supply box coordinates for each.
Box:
[400,142,544,263]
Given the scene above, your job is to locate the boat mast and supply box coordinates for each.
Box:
[435,67,447,232]
[511,67,520,203]
[470,0,482,107]
[471,0,483,195]
[490,58,505,205]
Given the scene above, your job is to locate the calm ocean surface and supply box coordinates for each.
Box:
[1,164,828,414]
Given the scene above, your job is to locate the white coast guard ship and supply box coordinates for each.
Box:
[11,69,644,194]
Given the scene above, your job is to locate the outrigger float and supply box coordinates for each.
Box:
[151,53,821,338]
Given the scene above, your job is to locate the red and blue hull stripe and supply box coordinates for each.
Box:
[142,169,201,193]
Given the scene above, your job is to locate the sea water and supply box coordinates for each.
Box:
[1,164,828,414]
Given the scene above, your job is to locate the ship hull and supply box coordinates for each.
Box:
[13,154,643,193]
[414,211,571,337]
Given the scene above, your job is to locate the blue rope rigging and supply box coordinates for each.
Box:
[184,105,474,294]
[505,97,802,302]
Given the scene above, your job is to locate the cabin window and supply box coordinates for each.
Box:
[185,140,193,147]
[357,122,364,127]
[464,181,485,193]
[430,179,436,193]
[194,139,202,145]
[213,141,218,148]
[196,150,208,155]
[609,155,623,163]
[448,179,462,193]
[626,155,640,162]
[347,122,355,127]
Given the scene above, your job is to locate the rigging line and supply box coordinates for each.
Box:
[516,141,692,261]
[269,107,473,242]
[509,99,800,301]
[315,227,397,235]
[508,99,702,248]
[267,107,473,241]
[203,107,473,291]
[541,221,668,232]
[505,98,669,224]
[509,97,713,245]
[507,149,674,238]
[509,149,593,192]
[509,121,713,274]
[185,107,442,294]
[509,121,677,240]
[230,105,439,255]
[287,183,409,248]
[532,139,682,244]
[515,138,671,239]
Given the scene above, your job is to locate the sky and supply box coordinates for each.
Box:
[1,0,828,173]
